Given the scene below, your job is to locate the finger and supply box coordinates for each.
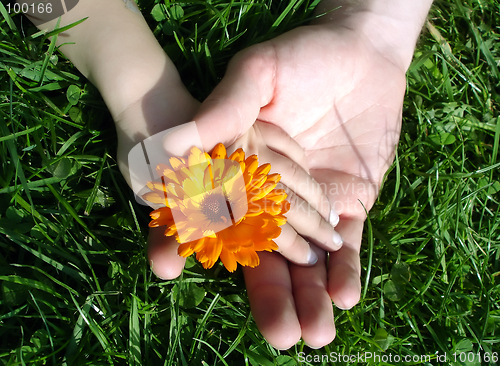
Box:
[281,184,343,253]
[147,227,186,280]
[261,149,332,222]
[309,170,368,310]
[243,252,301,350]
[273,223,317,265]
[327,216,363,310]
[290,246,336,348]
[255,121,310,173]
[163,46,277,155]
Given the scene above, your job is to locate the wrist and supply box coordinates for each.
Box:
[313,0,433,71]
[21,0,179,119]
[115,84,199,185]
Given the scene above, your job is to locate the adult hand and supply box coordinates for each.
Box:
[166,17,413,349]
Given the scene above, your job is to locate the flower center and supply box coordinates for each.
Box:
[201,192,233,224]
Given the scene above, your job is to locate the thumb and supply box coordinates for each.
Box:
[162,46,277,155]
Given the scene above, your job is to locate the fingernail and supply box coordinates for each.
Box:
[332,231,343,247]
[308,247,319,265]
[305,343,322,349]
[329,208,340,227]
[336,304,352,310]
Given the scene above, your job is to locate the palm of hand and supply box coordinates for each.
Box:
[257,25,406,215]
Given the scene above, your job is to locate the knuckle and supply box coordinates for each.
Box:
[290,232,306,252]
[313,213,324,232]
[286,189,300,211]
[289,160,302,181]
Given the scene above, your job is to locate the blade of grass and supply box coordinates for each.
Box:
[129,286,142,366]
[29,291,56,364]
[84,153,106,215]
[62,300,92,365]
[46,183,99,242]
[0,2,17,31]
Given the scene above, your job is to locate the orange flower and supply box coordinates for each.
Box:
[142,143,290,272]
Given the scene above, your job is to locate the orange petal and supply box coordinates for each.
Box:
[196,236,223,269]
[178,227,204,243]
[246,174,267,191]
[253,240,279,252]
[234,247,260,268]
[219,247,238,272]
[273,214,287,226]
[234,216,281,242]
[260,190,287,205]
[211,143,227,159]
[260,201,283,215]
[149,217,175,228]
[150,207,172,220]
[192,237,208,252]
[265,173,281,184]
[227,220,260,244]
[254,163,271,176]
[165,224,178,236]
[245,155,259,175]
[178,242,195,257]
[229,148,245,163]
[203,166,214,190]
[217,230,243,252]
[246,201,265,216]
[249,181,277,201]
[280,200,291,214]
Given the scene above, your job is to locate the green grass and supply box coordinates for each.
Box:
[1,0,499,364]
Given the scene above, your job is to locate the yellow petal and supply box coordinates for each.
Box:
[162,167,180,184]
[202,230,217,238]
[169,157,186,169]
[142,192,168,205]
[188,146,207,165]
[182,177,206,197]
[155,163,170,177]
[204,167,214,190]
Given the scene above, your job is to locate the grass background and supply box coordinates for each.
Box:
[0,0,499,364]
